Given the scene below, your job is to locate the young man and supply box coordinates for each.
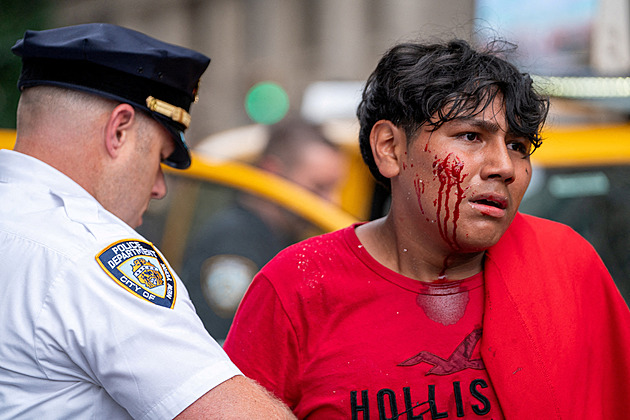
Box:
[0,23,294,419]
[224,39,630,419]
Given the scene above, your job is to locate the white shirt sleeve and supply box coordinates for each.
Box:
[34,243,241,419]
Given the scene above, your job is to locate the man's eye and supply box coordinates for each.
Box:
[507,141,531,156]
[461,133,478,141]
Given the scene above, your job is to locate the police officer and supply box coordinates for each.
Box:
[0,23,295,419]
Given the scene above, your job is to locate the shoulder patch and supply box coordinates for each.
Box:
[96,239,177,308]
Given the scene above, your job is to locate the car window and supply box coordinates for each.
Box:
[521,164,630,303]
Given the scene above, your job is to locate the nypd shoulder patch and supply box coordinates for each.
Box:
[96,239,177,308]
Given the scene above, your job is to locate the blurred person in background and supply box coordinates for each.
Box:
[0,23,295,419]
[183,118,347,344]
[224,38,630,419]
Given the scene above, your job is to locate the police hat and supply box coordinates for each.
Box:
[11,23,211,169]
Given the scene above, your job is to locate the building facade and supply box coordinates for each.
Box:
[53,0,476,146]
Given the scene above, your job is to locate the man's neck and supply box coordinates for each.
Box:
[355,216,485,283]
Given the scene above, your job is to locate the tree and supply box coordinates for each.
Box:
[0,0,52,128]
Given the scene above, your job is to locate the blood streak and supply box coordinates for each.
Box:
[414,177,427,217]
[432,153,468,250]
[414,141,432,221]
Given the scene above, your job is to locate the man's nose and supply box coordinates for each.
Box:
[480,140,515,184]
[152,166,168,199]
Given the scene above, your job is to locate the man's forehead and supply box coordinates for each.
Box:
[432,94,510,128]
[446,115,505,131]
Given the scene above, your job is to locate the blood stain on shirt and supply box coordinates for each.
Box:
[416,289,470,326]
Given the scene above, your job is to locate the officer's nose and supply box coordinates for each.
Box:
[152,166,167,199]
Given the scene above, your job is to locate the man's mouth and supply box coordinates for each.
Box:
[472,197,507,209]
[469,194,508,217]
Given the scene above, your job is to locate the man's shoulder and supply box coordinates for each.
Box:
[254,226,358,304]
[282,225,349,251]
[0,154,141,256]
[1,192,144,262]
[264,226,353,270]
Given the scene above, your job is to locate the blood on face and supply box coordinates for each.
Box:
[413,151,469,251]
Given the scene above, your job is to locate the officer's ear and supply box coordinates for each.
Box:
[371,120,407,179]
[104,103,136,158]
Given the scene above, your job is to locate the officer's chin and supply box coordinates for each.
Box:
[126,215,143,230]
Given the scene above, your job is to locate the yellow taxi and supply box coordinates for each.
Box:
[2,97,629,304]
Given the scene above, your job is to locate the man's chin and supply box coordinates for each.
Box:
[126,216,142,230]
[448,224,507,253]
[453,230,505,254]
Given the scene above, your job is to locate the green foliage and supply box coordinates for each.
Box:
[0,0,52,128]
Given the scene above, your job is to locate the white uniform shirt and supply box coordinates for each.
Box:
[0,150,241,419]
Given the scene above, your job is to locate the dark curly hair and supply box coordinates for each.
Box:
[356,39,549,190]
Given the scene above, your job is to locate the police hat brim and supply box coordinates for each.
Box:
[12,24,211,170]
[17,59,193,169]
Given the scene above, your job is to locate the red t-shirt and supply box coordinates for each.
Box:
[227,213,630,419]
[225,225,504,419]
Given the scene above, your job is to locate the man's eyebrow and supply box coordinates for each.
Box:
[449,117,503,133]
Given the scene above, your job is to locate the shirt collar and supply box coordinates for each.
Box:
[0,149,94,200]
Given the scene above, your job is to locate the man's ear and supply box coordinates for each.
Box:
[371,120,406,179]
[104,103,136,158]
[257,155,285,177]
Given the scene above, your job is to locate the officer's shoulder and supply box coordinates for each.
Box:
[49,203,148,260]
